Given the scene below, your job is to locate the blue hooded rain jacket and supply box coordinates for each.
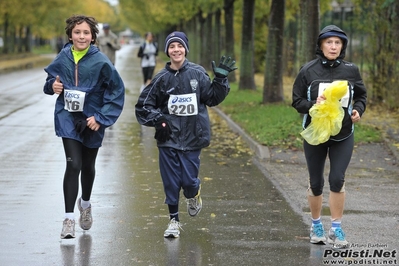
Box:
[43,43,125,148]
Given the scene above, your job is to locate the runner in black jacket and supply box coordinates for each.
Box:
[135,31,237,238]
[292,25,367,249]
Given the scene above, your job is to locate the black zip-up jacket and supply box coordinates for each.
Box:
[135,59,230,150]
[292,25,367,141]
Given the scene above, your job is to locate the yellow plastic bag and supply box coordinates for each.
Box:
[300,80,348,145]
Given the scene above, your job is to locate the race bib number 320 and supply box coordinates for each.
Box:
[64,89,85,112]
[168,93,198,116]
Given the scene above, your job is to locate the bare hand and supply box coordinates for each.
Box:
[316,95,326,104]
[86,116,100,131]
[52,75,64,94]
[351,109,361,123]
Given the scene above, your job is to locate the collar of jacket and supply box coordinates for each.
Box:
[165,59,189,74]
[317,54,342,68]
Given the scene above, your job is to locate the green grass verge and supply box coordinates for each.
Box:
[218,83,382,150]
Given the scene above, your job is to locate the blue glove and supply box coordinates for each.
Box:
[212,56,238,78]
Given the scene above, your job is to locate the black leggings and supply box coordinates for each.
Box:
[304,134,354,196]
[142,66,155,83]
[62,138,99,213]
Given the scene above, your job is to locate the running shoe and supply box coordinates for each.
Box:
[77,198,93,230]
[310,223,327,244]
[187,188,202,217]
[164,218,182,238]
[328,228,349,249]
[61,218,75,239]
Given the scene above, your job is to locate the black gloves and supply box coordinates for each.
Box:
[212,56,238,78]
[154,117,172,142]
[74,117,87,134]
[106,42,112,48]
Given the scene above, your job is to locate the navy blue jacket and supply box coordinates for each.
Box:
[135,59,230,150]
[43,43,125,148]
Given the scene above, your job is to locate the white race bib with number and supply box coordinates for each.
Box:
[64,89,86,112]
[318,82,350,108]
[168,93,198,116]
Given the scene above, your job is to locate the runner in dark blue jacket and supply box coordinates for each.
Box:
[135,31,237,238]
[43,15,124,239]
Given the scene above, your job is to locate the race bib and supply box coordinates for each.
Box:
[168,93,198,116]
[64,89,85,112]
[318,82,350,108]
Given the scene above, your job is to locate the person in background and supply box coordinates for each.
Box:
[137,32,158,87]
[97,23,120,65]
[292,25,367,249]
[135,31,237,238]
[43,15,125,239]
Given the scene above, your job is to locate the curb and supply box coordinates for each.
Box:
[212,107,270,160]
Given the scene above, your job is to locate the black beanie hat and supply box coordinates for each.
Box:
[164,31,189,57]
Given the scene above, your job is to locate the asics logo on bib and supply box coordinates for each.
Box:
[171,96,192,104]
[65,91,81,99]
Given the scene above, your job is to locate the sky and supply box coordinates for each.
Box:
[105,0,118,6]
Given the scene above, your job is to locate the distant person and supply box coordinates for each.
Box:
[43,15,125,239]
[135,31,237,238]
[137,32,158,86]
[97,23,120,65]
[292,25,367,249]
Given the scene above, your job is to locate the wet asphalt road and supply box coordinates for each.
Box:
[1,44,398,266]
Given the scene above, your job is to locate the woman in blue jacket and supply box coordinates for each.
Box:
[43,15,125,239]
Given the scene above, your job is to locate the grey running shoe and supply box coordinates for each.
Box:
[77,198,93,230]
[310,223,327,244]
[187,188,202,217]
[61,218,75,239]
[328,228,349,249]
[164,218,182,238]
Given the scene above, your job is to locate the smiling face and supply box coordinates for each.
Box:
[70,21,93,51]
[320,36,343,60]
[168,41,186,69]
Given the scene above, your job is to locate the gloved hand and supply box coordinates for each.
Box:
[212,56,238,78]
[73,117,87,134]
[106,42,112,48]
[154,117,172,142]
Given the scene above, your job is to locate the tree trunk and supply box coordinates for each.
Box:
[214,8,221,63]
[262,0,285,103]
[298,0,319,67]
[224,0,236,83]
[239,0,256,90]
[198,11,207,68]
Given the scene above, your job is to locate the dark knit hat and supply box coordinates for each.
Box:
[318,31,348,44]
[164,31,189,57]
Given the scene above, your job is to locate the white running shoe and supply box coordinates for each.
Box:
[61,218,75,239]
[164,218,182,238]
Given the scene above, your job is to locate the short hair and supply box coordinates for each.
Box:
[65,15,99,44]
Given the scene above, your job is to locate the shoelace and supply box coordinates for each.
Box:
[81,209,91,222]
[187,198,199,210]
[168,220,183,231]
[334,228,346,241]
[313,224,325,237]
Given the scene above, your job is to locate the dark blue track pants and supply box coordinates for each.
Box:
[158,147,201,205]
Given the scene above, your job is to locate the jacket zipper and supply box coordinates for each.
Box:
[75,64,78,86]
